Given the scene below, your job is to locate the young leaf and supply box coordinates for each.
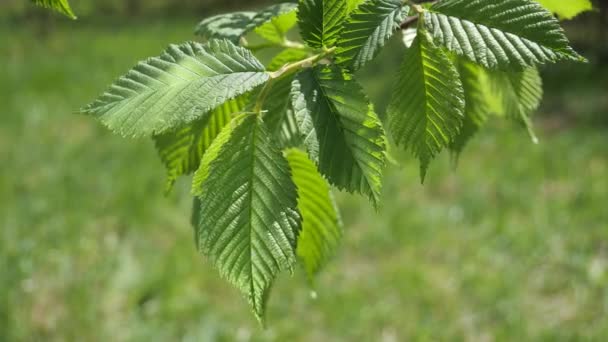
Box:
[298,0,348,49]
[425,0,585,70]
[335,0,409,71]
[195,4,298,44]
[32,0,76,19]
[489,67,543,142]
[81,40,269,138]
[192,114,301,322]
[291,66,386,206]
[535,0,593,20]
[449,60,491,159]
[154,97,246,193]
[195,12,257,42]
[387,31,465,181]
[286,149,342,279]
[252,4,299,44]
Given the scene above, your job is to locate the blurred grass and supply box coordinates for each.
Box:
[1,17,608,341]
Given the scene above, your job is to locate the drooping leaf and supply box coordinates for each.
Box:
[489,67,543,142]
[449,60,491,159]
[298,0,348,49]
[81,40,269,138]
[192,114,301,322]
[253,4,299,44]
[535,0,593,20]
[154,96,246,193]
[335,0,408,70]
[286,149,342,279]
[195,12,257,42]
[291,66,386,206]
[387,31,465,181]
[31,0,76,19]
[425,0,585,70]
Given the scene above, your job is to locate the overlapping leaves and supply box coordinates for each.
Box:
[83,0,586,323]
[291,66,387,206]
[336,0,408,70]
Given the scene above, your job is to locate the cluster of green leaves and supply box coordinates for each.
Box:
[82,0,586,322]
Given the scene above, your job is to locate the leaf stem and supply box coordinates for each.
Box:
[254,47,337,112]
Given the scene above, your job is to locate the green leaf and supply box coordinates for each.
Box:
[260,75,298,144]
[387,31,465,181]
[195,4,298,44]
[336,0,408,70]
[195,12,257,42]
[291,66,386,206]
[535,0,593,20]
[81,40,269,138]
[298,0,348,49]
[267,48,311,72]
[154,97,246,193]
[286,149,342,279]
[31,0,76,19]
[449,60,491,159]
[425,0,585,70]
[489,67,543,143]
[192,114,301,322]
[253,4,299,44]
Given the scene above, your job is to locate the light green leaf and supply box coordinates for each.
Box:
[336,0,408,70]
[193,114,301,322]
[291,66,386,206]
[489,67,543,143]
[267,48,311,72]
[387,31,465,181]
[298,0,348,49]
[449,60,491,159]
[195,4,298,43]
[286,149,342,279]
[81,40,269,138]
[32,0,76,19]
[535,0,593,20]
[154,97,246,193]
[425,0,585,70]
[195,12,257,42]
[253,4,299,44]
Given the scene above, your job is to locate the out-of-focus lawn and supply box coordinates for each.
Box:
[1,17,607,341]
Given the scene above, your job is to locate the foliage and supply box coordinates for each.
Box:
[81,0,587,321]
[31,0,76,19]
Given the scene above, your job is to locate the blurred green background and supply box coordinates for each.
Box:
[1,1,607,341]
